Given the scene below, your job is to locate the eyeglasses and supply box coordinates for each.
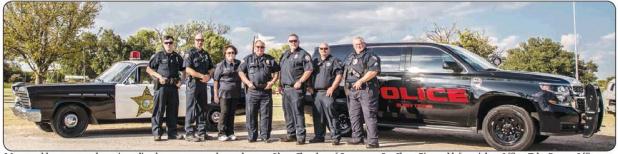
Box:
[319,47,329,50]
[225,52,236,55]
[288,40,298,43]
[255,46,265,49]
[195,39,204,42]
[164,42,174,45]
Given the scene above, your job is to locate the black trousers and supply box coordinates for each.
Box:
[245,89,273,140]
[184,86,208,136]
[312,91,341,140]
[218,98,238,136]
[282,87,306,140]
[347,86,379,145]
[152,85,179,136]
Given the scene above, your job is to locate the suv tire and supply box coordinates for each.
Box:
[51,105,89,138]
[482,105,536,150]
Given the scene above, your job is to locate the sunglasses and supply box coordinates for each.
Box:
[225,52,237,55]
[255,46,265,49]
[288,40,298,43]
[164,42,174,45]
[319,47,329,50]
[195,39,204,42]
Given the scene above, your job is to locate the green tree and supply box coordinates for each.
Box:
[3,2,101,84]
[267,45,289,63]
[157,20,231,64]
[455,29,497,58]
[126,29,159,60]
[59,32,98,79]
[91,29,126,75]
[500,37,598,84]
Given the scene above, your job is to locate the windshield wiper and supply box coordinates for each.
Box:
[485,68,498,71]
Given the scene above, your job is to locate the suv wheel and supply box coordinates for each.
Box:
[205,107,221,131]
[35,122,53,132]
[51,105,89,138]
[482,105,536,151]
[336,112,352,137]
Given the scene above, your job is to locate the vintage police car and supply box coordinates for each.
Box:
[10,52,245,138]
[313,42,603,150]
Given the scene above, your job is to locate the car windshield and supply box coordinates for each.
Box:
[94,62,133,83]
[444,44,499,71]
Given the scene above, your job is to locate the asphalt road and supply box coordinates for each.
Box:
[2,103,616,151]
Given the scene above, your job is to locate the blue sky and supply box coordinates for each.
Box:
[93,1,616,79]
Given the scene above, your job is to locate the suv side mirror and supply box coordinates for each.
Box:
[443,61,463,73]
[490,57,502,66]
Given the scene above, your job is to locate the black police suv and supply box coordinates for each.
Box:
[10,60,244,138]
[311,42,603,150]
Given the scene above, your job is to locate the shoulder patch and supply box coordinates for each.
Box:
[371,56,378,61]
[304,55,310,61]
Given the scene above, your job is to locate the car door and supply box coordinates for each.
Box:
[369,46,419,124]
[403,45,472,126]
[115,64,187,119]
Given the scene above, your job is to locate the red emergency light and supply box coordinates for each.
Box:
[129,50,141,60]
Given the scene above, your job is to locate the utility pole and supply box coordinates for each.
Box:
[573,1,579,80]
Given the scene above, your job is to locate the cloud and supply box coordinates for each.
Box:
[560,33,580,52]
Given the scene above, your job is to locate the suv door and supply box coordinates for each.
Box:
[368,46,420,124]
[115,65,187,119]
[403,45,472,126]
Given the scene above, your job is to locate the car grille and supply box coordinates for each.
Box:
[14,89,31,109]
[576,97,586,111]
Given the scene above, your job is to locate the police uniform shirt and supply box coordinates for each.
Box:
[312,55,343,90]
[213,59,242,98]
[183,48,214,83]
[279,48,313,86]
[344,49,380,83]
[149,51,185,78]
[239,54,280,88]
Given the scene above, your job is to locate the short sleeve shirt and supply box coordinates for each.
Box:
[239,54,280,88]
[343,49,380,83]
[279,48,313,85]
[213,59,242,98]
[312,55,343,89]
[149,51,185,78]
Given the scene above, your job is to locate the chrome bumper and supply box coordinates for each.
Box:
[10,104,41,122]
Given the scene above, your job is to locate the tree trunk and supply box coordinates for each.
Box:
[34,71,44,84]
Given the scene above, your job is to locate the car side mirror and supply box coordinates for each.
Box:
[443,61,463,73]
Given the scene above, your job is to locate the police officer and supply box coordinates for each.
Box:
[213,45,241,141]
[238,40,280,143]
[183,33,215,142]
[278,33,313,145]
[309,42,344,145]
[344,37,381,148]
[146,35,185,141]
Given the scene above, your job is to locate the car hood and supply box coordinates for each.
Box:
[490,70,581,85]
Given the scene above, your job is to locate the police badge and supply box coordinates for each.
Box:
[352,58,358,65]
[294,54,299,59]
[266,60,270,65]
[326,62,331,67]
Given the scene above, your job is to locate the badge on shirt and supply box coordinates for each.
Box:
[294,54,299,59]
[352,58,358,65]
[326,62,331,67]
[265,60,270,65]
[305,55,310,61]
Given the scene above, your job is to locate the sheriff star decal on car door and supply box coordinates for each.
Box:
[131,87,154,117]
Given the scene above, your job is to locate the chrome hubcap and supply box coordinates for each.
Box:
[212,111,221,123]
[64,113,79,128]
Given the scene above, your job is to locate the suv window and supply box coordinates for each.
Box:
[369,47,404,72]
[328,45,352,61]
[407,46,459,73]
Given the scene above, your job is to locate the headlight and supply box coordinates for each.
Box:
[539,83,575,107]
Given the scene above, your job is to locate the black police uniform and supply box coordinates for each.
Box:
[213,59,241,137]
[183,47,214,139]
[279,47,313,142]
[239,53,280,141]
[149,51,185,138]
[343,48,381,145]
[310,54,343,141]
